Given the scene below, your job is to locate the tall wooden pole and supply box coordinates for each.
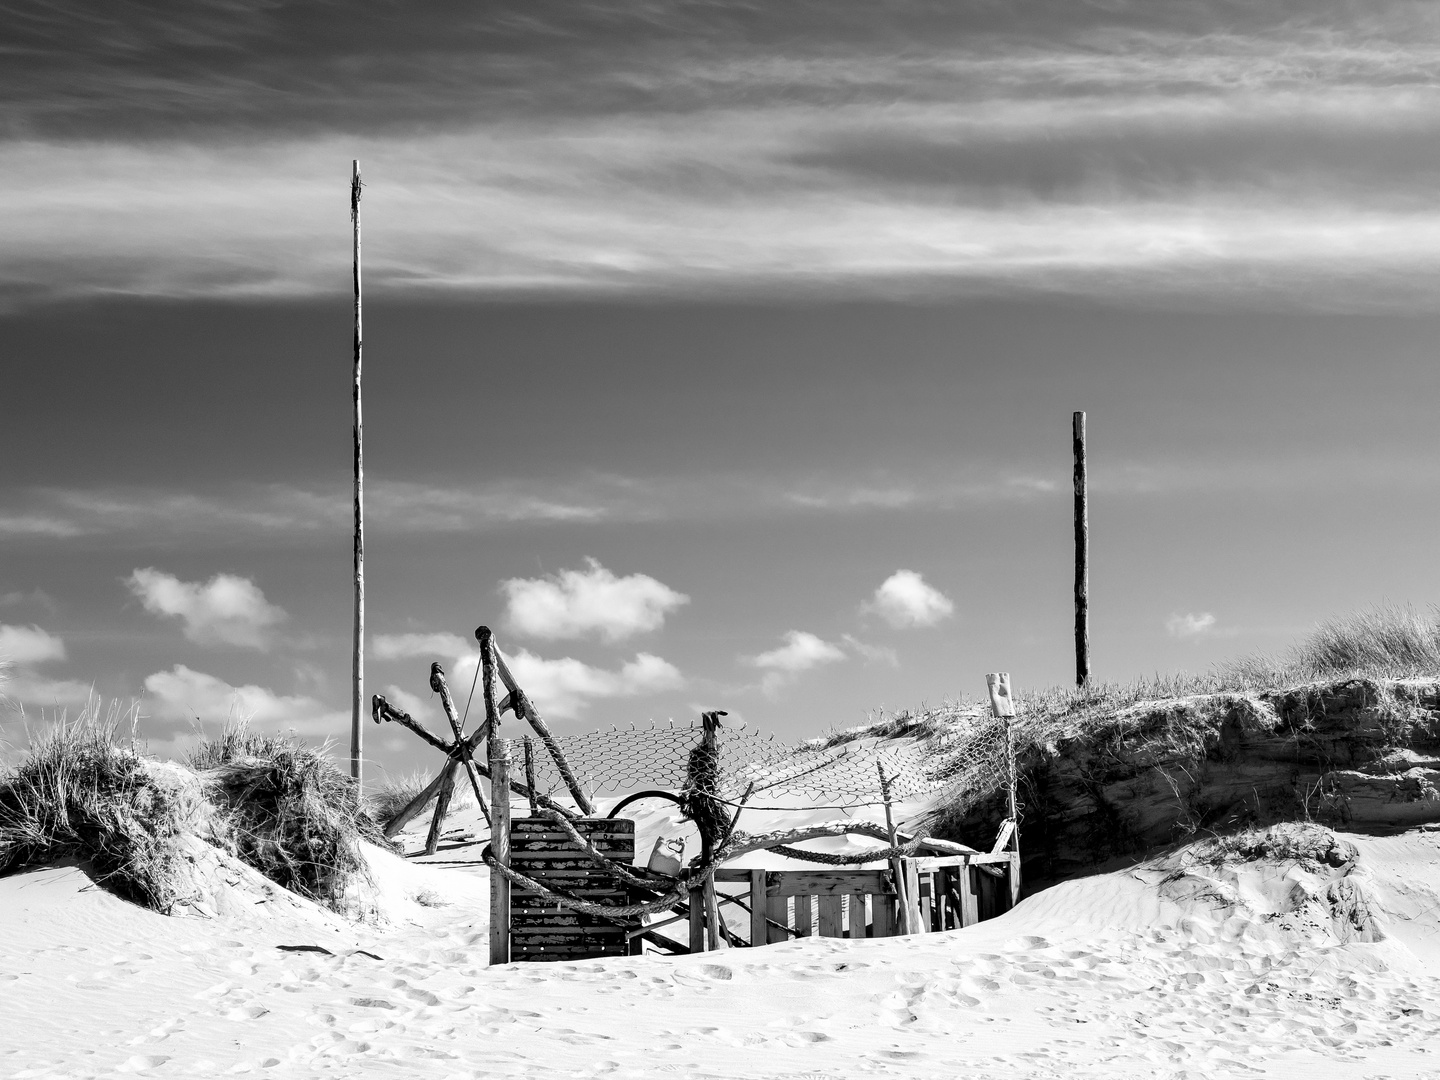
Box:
[1073,411,1089,687]
[350,160,365,781]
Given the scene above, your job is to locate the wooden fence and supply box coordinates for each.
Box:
[701,852,1018,946]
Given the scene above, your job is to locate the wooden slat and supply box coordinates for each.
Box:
[817,894,843,938]
[767,893,789,944]
[918,871,934,931]
[849,892,867,939]
[749,870,767,948]
[873,895,896,937]
[511,818,634,833]
[794,894,812,937]
[959,865,980,927]
[768,870,890,897]
[715,868,752,884]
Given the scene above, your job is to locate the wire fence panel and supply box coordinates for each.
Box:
[520,717,1014,813]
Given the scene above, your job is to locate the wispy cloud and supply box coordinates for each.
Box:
[5,4,1440,308]
[746,630,847,697]
[502,558,689,642]
[143,664,346,738]
[0,624,66,666]
[1166,611,1218,639]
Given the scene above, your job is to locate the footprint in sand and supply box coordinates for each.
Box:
[115,1054,170,1072]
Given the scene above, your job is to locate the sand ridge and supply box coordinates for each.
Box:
[6,823,1440,1078]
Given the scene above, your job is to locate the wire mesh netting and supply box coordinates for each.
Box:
[515,714,1014,813]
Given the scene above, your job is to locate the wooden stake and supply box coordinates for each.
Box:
[430,662,490,826]
[479,626,596,814]
[488,736,512,966]
[877,763,914,934]
[523,736,537,817]
[1073,410,1089,687]
[350,160,365,782]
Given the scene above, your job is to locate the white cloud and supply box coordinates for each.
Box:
[0,624,66,665]
[501,649,685,721]
[865,570,955,629]
[372,631,472,662]
[746,630,846,697]
[502,558,689,642]
[126,568,287,649]
[143,665,345,738]
[841,634,900,668]
[1167,612,1218,639]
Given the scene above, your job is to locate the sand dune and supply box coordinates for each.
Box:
[5,810,1440,1079]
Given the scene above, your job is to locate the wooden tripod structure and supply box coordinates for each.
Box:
[372,624,596,854]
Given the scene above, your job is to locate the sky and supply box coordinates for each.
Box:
[4,0,1440,786]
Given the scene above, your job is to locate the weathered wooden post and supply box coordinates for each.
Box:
[1074,411,1089,688]
[523,736,537,817]
[349,159,364,783]
[878,763,920,934]
[483,628,511,966]
[986,672,1023,908]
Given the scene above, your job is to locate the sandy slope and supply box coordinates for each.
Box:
[5,812,1440,1079]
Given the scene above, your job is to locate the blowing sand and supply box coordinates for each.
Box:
[4,808,1440,1079]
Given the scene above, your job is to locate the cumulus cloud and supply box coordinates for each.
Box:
[1167,612,1218,639]
[502,558,689,642]
[865,570,954,629]
[497,650,685,721]
[372,631,472,662]
[0,624,66,665]
[143,665,345,737]
[126,568,287,649]
[746,630,847,696]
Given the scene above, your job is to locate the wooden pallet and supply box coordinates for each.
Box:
[505,817,638,962]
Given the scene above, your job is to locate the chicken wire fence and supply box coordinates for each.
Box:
[511,715,1015,814]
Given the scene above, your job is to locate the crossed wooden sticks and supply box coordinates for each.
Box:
[371,625,597,855]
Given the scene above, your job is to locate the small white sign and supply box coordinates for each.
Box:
[986,672,1016,718]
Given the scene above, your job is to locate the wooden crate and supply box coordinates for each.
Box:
[506,817,637,962]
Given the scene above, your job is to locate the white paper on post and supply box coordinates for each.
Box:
[986,672,1016,718]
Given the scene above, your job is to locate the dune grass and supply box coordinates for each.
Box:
[0,705,388,915]
[368,767,476,825]
[0,702,193,910]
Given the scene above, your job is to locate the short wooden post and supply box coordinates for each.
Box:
[1074,410,1090,687]
[749,870,767,947]
[689,886,706,953]
[705,874,721,951]
[488,737,511,966]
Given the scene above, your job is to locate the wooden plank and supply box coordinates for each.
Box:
[959,865,980,927]
[872,895,895,937]
[901,860,922,935]
[918,871,933,931]
[794,894,812,937]
[767,893,789,944]
[511,819,635,834]
[768,871,890,897]
[749,870,767,947]
[715,868,752,884]
[849,893,867,939]
[817,894,843,938]
[1009,851,1022,908]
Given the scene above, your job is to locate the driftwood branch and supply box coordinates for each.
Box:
[372,694,451,754]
